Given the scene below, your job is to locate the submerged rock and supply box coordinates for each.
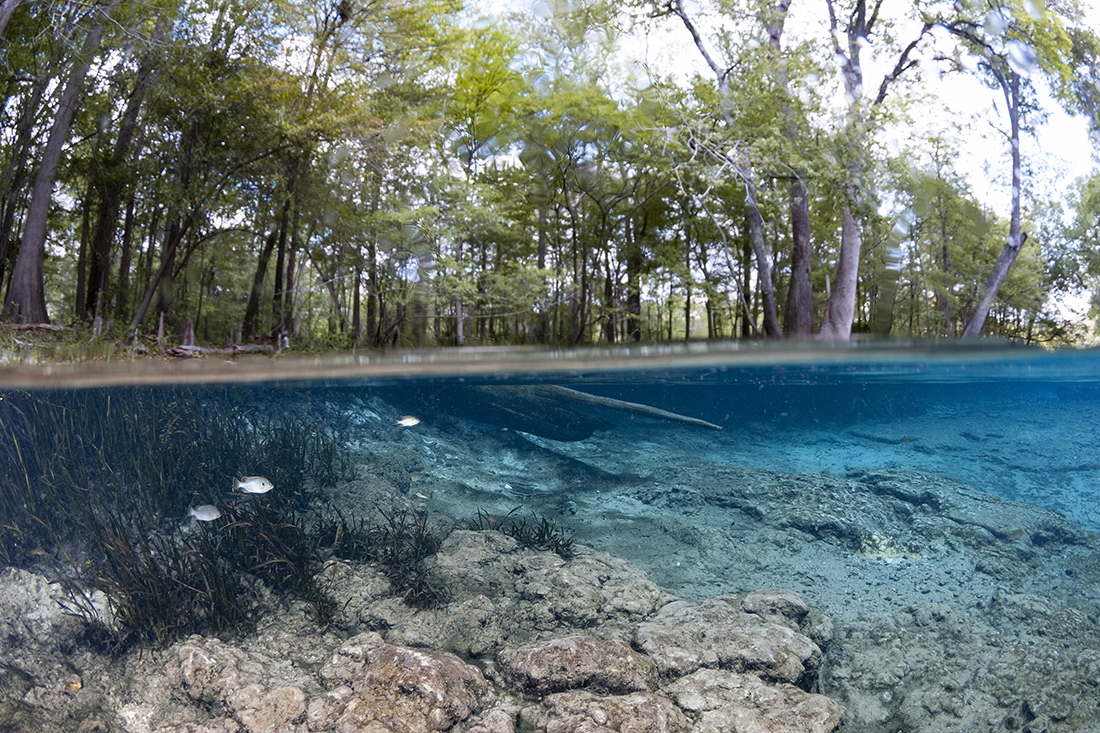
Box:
[823,591,1100,732]
[517,690,693,733]
[666,668,843,733]
[489,588,840,733]
[496,635,657,695]
[354,529,675,658]
[320,640,492,732]
[635,591,826,686]
[0,535,844,733]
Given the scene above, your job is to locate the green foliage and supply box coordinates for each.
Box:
[0,0,1095,345]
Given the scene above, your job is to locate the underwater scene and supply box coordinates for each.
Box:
[2,343,1100,733]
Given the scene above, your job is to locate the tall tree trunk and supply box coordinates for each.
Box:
[741,230,753,337]
[0,0,25,39]
[818,0,868,341]
[130,211,194,329]
[352,258,361,345]
[761,0,813,336]
[130,117,199,329]
[365,174,381,345]
[242,213,282,339]
[4,5,115,323]
[665,0,782,339]
[86,28,161,318]
[0,75,44,301]
[273,173,302,338]
[75,179,93,321]
[624,214,643,342]
[113,193,136,319]
[818,206,862,339]
[785,179,813,334]
[961,72,1025,337]
[744,170,782,338]
[534,206,550,342]
[817,0,930,339]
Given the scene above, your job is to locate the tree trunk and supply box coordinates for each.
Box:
[75,180,92,321]
[961,72,1025,337]
[818,206,862,339]
[4,6,115,323]
[761,0,813,337]
[113,193,136,318]
[130,116,198,329]
[242,213,282,339]
[0,75,44,302]
[818,0,930,339]
[785,178,813,335]
[744,171,783,338]
[86,29,161,318]
[130,211,193,329]
[0,0,25,39]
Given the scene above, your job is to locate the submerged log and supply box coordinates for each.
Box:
[532,385,723,432]
[407,384,720,442]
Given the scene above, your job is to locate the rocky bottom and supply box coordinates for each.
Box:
[1,531,841,733]
[3,515,1100,733]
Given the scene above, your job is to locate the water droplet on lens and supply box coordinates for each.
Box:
[1006,41,1038,77]
[984,11,1008,36]
[1023,0,1045,19]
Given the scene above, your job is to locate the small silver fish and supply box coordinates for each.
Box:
[236,476,274,494]
[395,416,420,427]
[189,505,222,521]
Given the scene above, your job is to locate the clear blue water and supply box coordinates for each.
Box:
[4,341,1100,732]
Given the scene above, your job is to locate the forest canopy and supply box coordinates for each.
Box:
[0,0,1098,348]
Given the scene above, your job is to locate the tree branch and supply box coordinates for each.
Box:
[874,21,934,104]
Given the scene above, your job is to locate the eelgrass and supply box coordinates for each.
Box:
[469,506,576,559]
[0,386,352,648]
[0,384,452,647]
[316,508,448,609]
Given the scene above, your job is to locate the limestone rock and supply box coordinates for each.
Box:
[823,593,1100,732]
[666,667,842,733]
[518,690,692,733]
[635,593,823,685]
[355,530,674,658]
[0,567,105,642]
[321,642,493,732]
[316,631,386,687]
[496,635,657,695]
[226,684,308,733]
[169,636,268,705]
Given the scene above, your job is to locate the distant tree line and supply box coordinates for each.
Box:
[0,0,1098,348]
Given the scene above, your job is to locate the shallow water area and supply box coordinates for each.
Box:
[3,341,1100,733]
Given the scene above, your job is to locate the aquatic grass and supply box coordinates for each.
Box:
[344,509,447,609]
[47,493,258,653]
[0,386,354,646]
[469,506,577,559]
[317,507,449,609]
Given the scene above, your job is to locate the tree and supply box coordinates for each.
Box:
[4,0,120,323]
[928,0,1078,336]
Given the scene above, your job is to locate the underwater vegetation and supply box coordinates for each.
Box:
[469,506,577,560]
[0,387,354,650]
[0,387,349,567]
[321,508,449,609]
